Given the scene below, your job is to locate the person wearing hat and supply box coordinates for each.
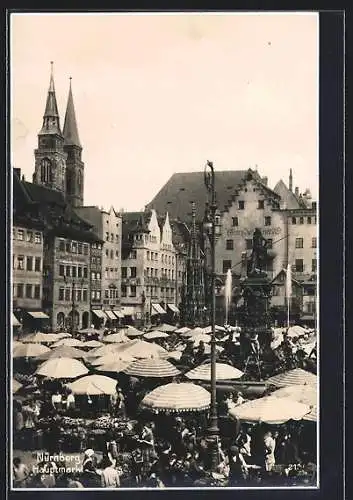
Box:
[81,449,100,488]
[228,445,249,486]
[234,391,245,406]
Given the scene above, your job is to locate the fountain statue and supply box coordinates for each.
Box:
[225,268,232,325]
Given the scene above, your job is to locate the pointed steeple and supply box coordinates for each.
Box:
[39,62,62,136]
[63,77,81,148]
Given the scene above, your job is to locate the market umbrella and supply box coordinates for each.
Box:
[91,352,136,366]
[85,343,132,359]
[36,357,89,379]
[54,332,73,339]
[271,384,317,407]
[103,331,130,343]
[13,379,23,393]
[266,368,317,388]
[228,396,311,424]
[123,357,181,378]
[35,346,88,361]
[159,351,183,361]
[287,325,307,338]
[51,338,86,348]
[67,374,117,395]
[153,323,177,333]
[79,328,101,336]
[124,326,144,337]
[202,325,226,334]
[303,405,317,422]
[140,382,211,413]
[182,327,204,337]
[82,340,104,348]
[13,343,51,358]
[144,331,169,340]
[21,332,62,343]
[185,362,244,381]
[189,333,212,346]
[96,360,133,373]
[121,339,168,359]
[174,327,191,334]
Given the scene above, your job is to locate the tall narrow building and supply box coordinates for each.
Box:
[63,78,84,207]
[33,62,66,193]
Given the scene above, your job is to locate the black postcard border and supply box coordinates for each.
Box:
[1,8,345,500]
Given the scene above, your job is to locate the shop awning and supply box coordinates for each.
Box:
[121,307,135,316]
[12,313,21,326]
[168,304,180,314]
[152,303,167,315]
[92,309,107,319]
[27,311,49,319]
[113,311,124,319]
[300,315,315,321]
[104,310,117,320]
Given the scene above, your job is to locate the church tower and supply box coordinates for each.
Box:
[33,62,66,193]
[63,78,84,207]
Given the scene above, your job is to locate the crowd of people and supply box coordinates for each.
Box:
[12,322,317,489]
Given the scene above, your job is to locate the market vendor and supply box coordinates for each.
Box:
[138,422,155,462]
[51,390,63,411]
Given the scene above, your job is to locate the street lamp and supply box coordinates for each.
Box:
[203,160,222,471]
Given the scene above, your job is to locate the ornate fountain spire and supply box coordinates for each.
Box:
[180,202,206,327]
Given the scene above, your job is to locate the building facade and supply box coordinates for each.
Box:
[75,206,123,326]
[12,223,46,331]
[47,236,92,331]
[147,168,318,323]
[121,209,187,326]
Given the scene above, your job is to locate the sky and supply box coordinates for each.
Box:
[11,12,318,212]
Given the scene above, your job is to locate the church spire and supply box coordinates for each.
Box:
[63,77,82,148]
[39,62,62,136]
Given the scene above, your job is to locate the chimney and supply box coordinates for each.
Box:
[13,168,21,179]
[289,169,293,192]
[262,176,268,186]
[295,187,299,197]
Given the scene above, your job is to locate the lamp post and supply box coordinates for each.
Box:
[203,160,221,471]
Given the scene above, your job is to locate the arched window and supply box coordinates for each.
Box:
[82,311,89,329]
[66,169,73,195]
[57,312,65,328]
[77,170,82,189]
[40,158,52,183]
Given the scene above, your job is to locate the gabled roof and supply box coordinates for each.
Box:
[146,169,276,223]
[271,269,301,286]
[63,79,82,148]
[14,174,102,243]
[273,179,305,210]
[23,181,66,207]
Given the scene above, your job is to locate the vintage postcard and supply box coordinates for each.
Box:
[9,11,322,491]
